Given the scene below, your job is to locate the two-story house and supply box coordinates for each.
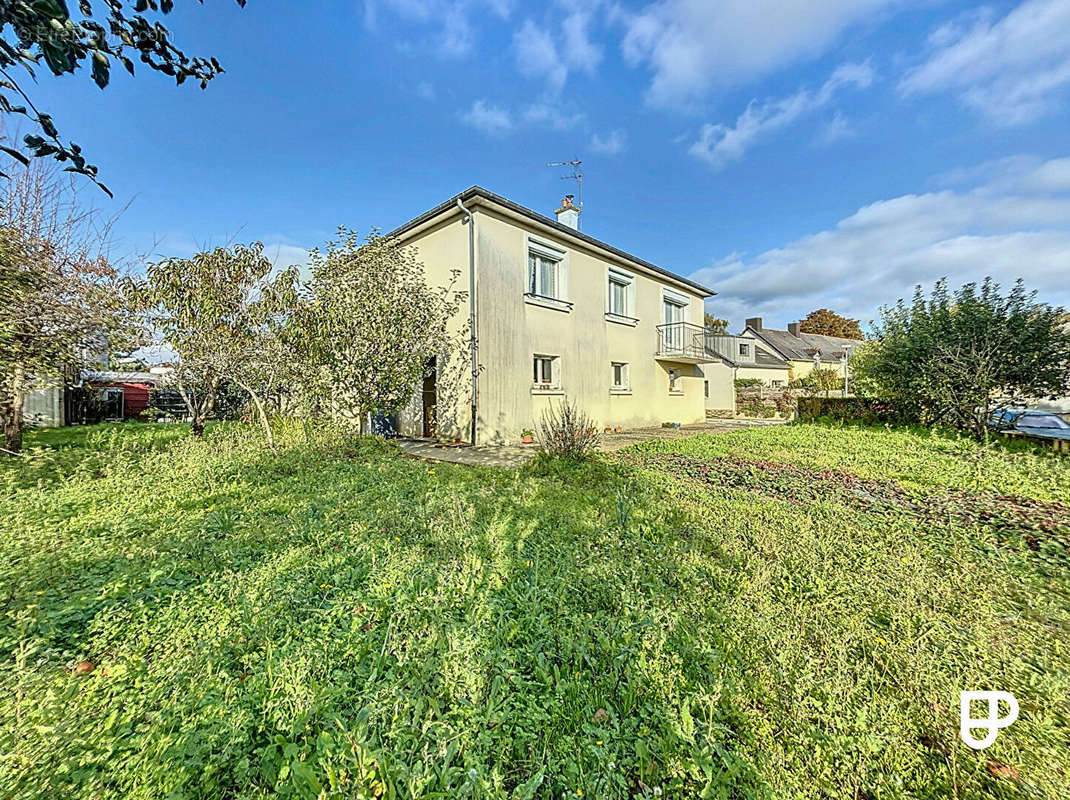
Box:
[386,186,722,444]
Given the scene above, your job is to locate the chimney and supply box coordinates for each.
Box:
[787,322,801,337]
[555,194,580,229]
[745,317,762,331]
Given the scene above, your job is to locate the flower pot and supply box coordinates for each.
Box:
[521,435,534,444]
[604,427,612,433]
[614,426,623,433]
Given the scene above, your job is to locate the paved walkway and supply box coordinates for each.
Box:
[397,418,787,467]
[598,418,787,452]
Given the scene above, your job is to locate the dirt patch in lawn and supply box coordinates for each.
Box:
[626,452,1070,555]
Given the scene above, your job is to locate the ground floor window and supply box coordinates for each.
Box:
[533,355,559,390]
[704,380,709,398]
[668,368,681,394]
[611,362,629,392]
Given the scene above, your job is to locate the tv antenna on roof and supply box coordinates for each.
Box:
[547,159,583,229]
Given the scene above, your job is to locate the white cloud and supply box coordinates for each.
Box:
[618,0,897,108]
[900,0,1070,125]
[264,243,312,275]
[590,129,627,155]
[523,102,583,130]
[562,10,603,75]
[513,10,603,92]
[514,19,565,90]
[689,62,873,168]
[817,111,854,144]
[690,155,1070,330]
[364,0,513,57]
[461,99,514,135]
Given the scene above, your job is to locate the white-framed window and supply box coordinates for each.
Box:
[606,268,637,323]
[738,342,750,357]
[532,354,561,392]
[611,361,630,393]
[526,239,568,304]
[668,368,681,394]
[662,291,688,351]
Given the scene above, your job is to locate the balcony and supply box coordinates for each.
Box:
[655,322,721,364]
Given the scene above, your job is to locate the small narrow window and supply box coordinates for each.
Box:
[704,380,709,398]
[668,368,679,393]
[533,355,559,390]
[611,362,629,391]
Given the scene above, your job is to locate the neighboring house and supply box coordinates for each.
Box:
[740,318,861,383]
[706,334,792,384]
[387,187,722,443]
[82,370,167,420]
[23,380,68,427]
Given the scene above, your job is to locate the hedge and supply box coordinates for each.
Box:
[796,397,918,425]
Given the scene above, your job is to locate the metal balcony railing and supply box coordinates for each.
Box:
[655,322,720,362]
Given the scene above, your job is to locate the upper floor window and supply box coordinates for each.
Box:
[527,240,566,301]
[738,342,750,357]
[607,268,636,321]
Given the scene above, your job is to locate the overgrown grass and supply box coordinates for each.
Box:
[0,421,1067,799]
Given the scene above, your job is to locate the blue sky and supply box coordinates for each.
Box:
[23,0,1070,331]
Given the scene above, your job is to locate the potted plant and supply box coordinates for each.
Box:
[613,425,623,433]
[520,428,535,444]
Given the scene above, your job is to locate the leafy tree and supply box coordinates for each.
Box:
[853,278,1070,438]
[790,367,841,398]
[704,312,728,334]
[799,308,862,339]
[0,160,128,452]
[292,229,464,429]
[0,0,245,193]
[138,242,298,448]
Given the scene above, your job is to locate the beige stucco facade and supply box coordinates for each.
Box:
[391,190,717,443]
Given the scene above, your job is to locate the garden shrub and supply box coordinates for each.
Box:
[797,396,917,424]
[538,399,600,461]
[738,399,776,418]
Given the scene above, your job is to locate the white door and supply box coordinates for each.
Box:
[663,299,683,351]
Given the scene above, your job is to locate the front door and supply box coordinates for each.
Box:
[422,358,437,438]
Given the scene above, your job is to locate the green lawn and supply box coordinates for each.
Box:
[1,421,1067,799]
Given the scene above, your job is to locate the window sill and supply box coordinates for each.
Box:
[605,312,639,327]
[668,390,685,397]
[524,293,572,313]
[531,387,565,396]
[610,388,632,396]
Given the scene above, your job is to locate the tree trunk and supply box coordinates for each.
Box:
[235,378,276,453]
[2,369,25,454]
[2,403,23,453]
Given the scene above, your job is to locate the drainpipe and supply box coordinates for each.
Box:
[457,197,478,445]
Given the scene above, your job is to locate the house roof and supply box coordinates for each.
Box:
[385,185,716,297]
[745,326,861,363]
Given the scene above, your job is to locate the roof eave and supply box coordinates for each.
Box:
[386,186,716,298]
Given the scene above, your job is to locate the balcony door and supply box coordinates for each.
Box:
[663,298,684,352]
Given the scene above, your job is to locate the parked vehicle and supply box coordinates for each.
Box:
[988,409,1070,440]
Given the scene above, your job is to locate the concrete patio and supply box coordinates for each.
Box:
[397,418,788,467]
